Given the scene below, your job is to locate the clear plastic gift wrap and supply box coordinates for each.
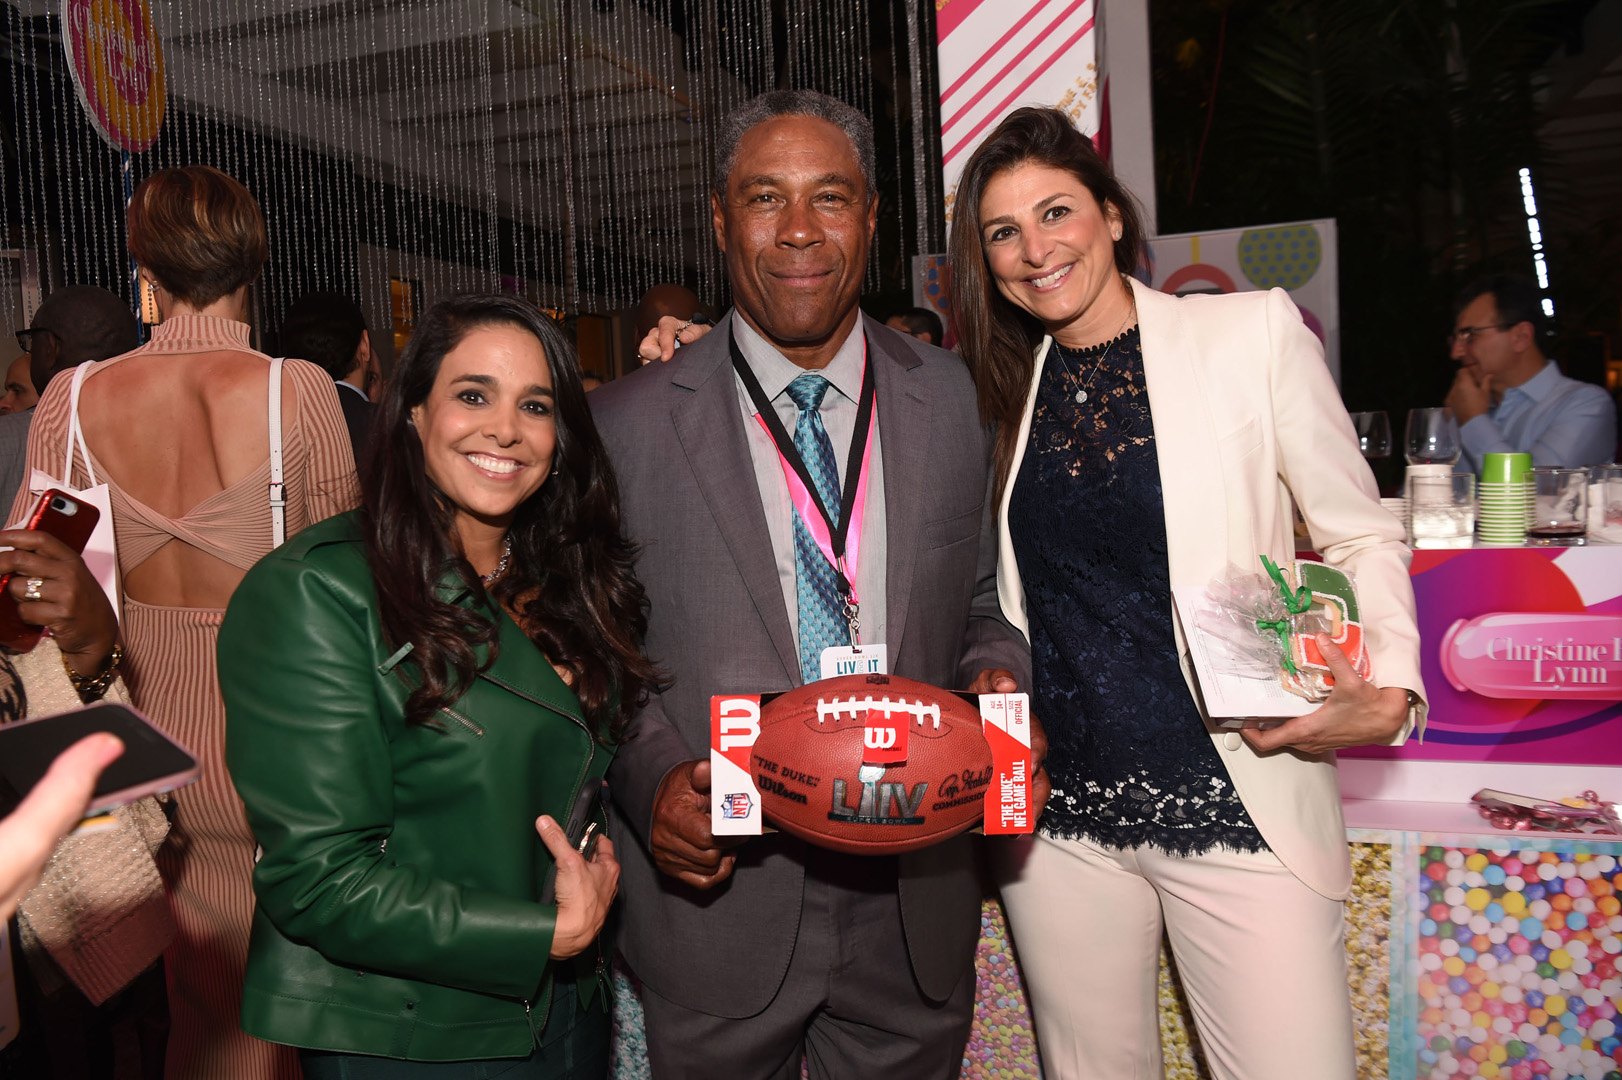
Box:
[1193,555,1372,703]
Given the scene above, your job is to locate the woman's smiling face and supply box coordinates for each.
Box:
[410,322,557,545]
[978,161,1125,343]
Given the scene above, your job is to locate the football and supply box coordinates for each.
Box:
[749,672,993,855]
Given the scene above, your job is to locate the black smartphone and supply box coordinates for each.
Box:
[0,702,200,818]
[540,779,608,904]
[0,488,101,651]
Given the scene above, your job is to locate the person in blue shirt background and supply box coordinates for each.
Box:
[1446,274,1615,473]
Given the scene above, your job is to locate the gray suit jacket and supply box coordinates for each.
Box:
[592,312,1028,1018]
[0,410,35,523]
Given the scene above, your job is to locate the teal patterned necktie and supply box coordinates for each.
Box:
[784,373,849,683]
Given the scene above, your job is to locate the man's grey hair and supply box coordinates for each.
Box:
[712,90,877,203]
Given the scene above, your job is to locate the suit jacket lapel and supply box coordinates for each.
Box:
[868,315,930,663]
[1131,277,1229,587]
[669,326,800,680]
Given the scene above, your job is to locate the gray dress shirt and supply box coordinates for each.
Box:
[731,312,888,657]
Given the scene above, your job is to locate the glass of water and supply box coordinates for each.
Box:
[1407,473,1475,548]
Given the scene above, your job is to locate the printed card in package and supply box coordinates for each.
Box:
[709,678,1034,850]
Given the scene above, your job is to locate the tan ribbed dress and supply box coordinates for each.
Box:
[14,315,359,1080]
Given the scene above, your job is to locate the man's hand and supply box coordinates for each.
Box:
[649,759,740,889]
[1444,366,1492,424]
[636,316,715,365]
[1242,635,1410,756]
[965,668,1052,819]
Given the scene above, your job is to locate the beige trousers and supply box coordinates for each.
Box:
[993,832,1356,1080]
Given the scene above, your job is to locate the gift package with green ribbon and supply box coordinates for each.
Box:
[1192,555,1372,702]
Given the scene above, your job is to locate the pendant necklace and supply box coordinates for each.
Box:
[1052,300,1138,405]
[482,536,513,586]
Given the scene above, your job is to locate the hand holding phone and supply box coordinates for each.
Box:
[0,489,116,661]
[0,702,199,819]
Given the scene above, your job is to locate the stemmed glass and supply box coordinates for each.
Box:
[1350,411,1392,460]
[1405,407,1461,465]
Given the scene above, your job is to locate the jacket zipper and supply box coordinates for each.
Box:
[438,705,485,737]
[481,669,599,1042]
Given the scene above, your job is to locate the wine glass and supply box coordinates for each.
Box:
[1350,411,1392,460]
[1405,407,1461,465]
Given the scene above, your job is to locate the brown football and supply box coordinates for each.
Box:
[750,673,992,855]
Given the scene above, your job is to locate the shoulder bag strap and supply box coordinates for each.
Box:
[268,358,286,547]
[65,361,99,487]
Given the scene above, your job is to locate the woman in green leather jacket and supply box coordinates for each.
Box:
[219,294,661,1078]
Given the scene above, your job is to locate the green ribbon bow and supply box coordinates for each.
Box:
[1256,555,1312,676]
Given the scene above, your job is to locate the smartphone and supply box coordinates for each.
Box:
[0,702,199,819]
[540,779,608,903]
[0,489,101,651]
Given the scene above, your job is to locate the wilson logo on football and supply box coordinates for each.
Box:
[860,712,908,765]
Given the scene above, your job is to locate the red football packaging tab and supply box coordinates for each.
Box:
[710,693,766,837]
[709,688,1034,839]
[978,692,1034,835]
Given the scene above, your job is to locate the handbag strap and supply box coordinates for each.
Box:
[65,361,100,487]
[268,358,286,547]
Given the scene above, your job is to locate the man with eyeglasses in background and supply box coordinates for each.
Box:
[0,286,139,516]
[1446,274,1615,474]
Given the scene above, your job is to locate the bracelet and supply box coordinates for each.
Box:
[63,642,123,703]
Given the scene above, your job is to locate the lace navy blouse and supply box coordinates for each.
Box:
[1007,326,1265,857]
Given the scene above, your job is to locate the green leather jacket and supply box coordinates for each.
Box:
[219,512,613,1062]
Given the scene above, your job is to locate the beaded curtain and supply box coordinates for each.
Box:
[0,0,944,340]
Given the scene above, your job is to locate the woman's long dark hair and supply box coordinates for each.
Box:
[360,294,660,741]
[947,107,1148,491]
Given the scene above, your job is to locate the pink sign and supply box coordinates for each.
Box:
[62,0,166,153]
[1345,546,1622,766]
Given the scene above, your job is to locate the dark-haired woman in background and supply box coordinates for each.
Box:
[220,294,656,1077]
[13,163,357,1079]
[948,108,1425,1079]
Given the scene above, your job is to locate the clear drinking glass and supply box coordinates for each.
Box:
[1527,467,1587,546]
[1407,473,1475,548]
[1405,407,1462,465]
[1599,465,1622,529]
[1350,411,1392,460]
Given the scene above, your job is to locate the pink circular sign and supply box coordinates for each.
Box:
[62,0,166,153]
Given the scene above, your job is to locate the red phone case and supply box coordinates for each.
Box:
[0,489,101,650]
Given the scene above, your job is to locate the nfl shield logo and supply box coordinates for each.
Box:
[720,792,754,819]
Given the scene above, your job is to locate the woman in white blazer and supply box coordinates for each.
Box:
[947,108,1426,1080]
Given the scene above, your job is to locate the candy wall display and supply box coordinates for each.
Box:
[965,898,1043,1080]
[1405,841,1622,1080]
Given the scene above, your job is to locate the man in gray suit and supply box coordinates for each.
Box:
[592,90,1038,1078]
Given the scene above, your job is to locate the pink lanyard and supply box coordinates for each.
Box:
[755,398,877,626]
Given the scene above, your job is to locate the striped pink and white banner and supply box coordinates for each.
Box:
[937,0,1103,218]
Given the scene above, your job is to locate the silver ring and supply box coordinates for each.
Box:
[22,577,44,602]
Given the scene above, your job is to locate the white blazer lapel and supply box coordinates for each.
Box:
[994,336,1051,640]
[1132,278,1232,590]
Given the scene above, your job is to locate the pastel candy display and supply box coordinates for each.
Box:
[1415,845,1622,1079]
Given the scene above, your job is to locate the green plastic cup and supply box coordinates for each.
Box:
[1480,452,1533,484]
